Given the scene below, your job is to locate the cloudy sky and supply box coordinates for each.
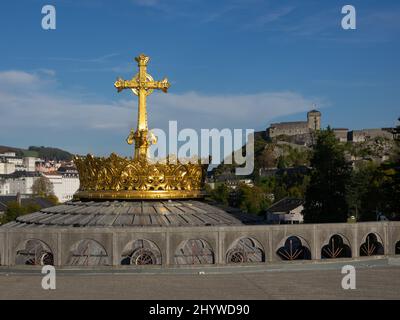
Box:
[0,0,399,156]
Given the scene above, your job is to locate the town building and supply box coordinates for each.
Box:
[42,166,79,202]
[265,197,304,224]
[0,171,41,196]
[0,152,79,201]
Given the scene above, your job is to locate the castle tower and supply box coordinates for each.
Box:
[307,108,321,131]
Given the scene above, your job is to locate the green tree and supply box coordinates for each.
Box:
[0,201,40,225]
[31,176,54,197]
[303,128,352,223]
[236,184,268,215]
[257,145,276,168]
[277,156,287,169]
[346,163,377,220]
[45,194,59,205]
[208,183,230,206]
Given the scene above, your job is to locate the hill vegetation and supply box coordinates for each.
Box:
[209,122,400,222]
[0,145,73,161]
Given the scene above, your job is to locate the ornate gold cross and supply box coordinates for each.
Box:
[114,54,170,159]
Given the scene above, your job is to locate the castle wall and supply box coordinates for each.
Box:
[267,110,321,138]
[268,122,309,138]
[333,129,349,142]
[349,129,393,143]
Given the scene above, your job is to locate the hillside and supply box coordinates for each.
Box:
[0,145,74,161]
[212,131,311,178]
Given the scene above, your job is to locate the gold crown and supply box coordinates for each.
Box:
[74,54,208,200]
[73,154,207,200]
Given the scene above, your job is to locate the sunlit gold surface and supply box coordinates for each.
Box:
[74,54,206,201]
[74,190,205,200]
[114,53,170,160]
[74,153,207,200]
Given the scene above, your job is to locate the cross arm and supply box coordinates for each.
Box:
[147,78,171,93]
[114,78,139,92]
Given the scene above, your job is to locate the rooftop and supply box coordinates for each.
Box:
[0,195,55,213]
[0,171,41,179]
[3,200,262,228]
[267,197,304,214]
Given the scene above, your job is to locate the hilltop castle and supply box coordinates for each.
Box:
[266,109,393,144]
[267,110,321,138]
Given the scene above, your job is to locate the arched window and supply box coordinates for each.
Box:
[360,233,384,256]
[277,236,311,260]
[226,237,265,263]
[15,239,54,266]
[121,239,162,265]
[67,239,109,266]
[321,234,352,259]
[174,239,214,265]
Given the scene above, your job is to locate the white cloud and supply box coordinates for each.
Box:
[150,90,319,130]
[0,70,323,154]
[0,70,39,86]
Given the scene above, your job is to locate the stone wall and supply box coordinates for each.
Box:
[348,129,393,143]
[1,221,399,267]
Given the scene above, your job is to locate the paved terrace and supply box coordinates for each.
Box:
[0,258,399,299]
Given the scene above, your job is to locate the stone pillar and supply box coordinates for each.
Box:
[112,232,118,266]
[384,222,390,255]
[215,230,222,265]
[353,225,359,258]
[57,231,62,267]
[269,230,281,263]
[268,231,274,263]
[3,231,9,266]
[313,225,321,260]
[165,230,170,267]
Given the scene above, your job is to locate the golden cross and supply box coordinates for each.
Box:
[114,54,170,159]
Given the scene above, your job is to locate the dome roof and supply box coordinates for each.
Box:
[4,200,259,229]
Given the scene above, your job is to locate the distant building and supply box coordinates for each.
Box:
[208,172,253,190]
[259,165,310,178]
[0,152,79,201]
[0,180,10,195]
[23,157,37,172]
[348,129,393,143]
[0,153,40,174]
[0,162,16,175]
[265,197,304,224]
[42,166,79,202]
[0,171,41,196]
[35,160,62,173]
[333,128,349,142]
[267,110,321,138]
[0,152,23,167]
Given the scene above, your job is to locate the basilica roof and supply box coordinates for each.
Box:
[3,200,261,228]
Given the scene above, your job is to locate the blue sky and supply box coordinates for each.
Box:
[0,0,399,156]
